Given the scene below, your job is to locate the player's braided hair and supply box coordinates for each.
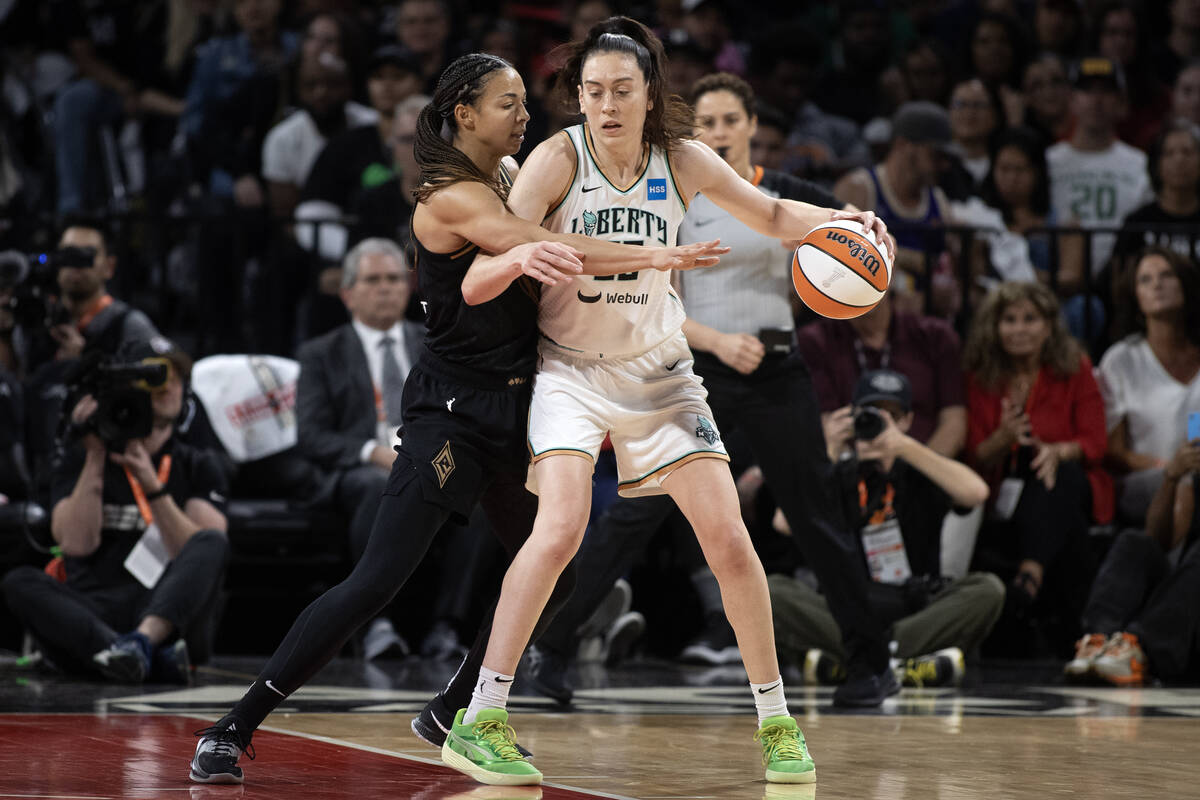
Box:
[549,16,694,152]
[414,53,513,203]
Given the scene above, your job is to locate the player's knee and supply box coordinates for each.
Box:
[532,507,586,557]
[700,522,755,577]
[541,535,585,571]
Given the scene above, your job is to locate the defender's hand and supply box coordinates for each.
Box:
[514,241,584,286]
[651,239,728,272]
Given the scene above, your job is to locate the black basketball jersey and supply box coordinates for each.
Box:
[411,166,540,379]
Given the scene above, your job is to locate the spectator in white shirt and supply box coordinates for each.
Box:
[1098,245,1200,523]
[1047,56,1153,288]
[261,51,377,220]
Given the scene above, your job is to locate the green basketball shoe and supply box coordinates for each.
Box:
[754,716,816,784]
[441,708,543,786]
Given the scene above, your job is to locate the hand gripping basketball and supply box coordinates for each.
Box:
[792,214,894,320]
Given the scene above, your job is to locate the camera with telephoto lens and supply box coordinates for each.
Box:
[60,352,170,449]
[0,247,94,330]
[852,405,888,440]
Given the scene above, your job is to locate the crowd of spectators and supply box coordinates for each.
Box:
[2,0,1199,690]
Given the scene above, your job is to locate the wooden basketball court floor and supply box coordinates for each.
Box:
[3,656,1199,799]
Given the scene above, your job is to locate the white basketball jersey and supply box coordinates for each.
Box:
[540,125,689,358]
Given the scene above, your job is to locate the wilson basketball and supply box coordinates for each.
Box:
[792,220,892,319]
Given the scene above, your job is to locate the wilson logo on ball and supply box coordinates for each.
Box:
[792,221,892,320]
[824,230,885,282]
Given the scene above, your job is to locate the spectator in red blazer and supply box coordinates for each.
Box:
[964,281,1110,644]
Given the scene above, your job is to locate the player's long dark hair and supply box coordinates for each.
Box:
[549,16,694,153]
[414,53,514,204]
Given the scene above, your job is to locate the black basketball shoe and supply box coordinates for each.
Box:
[411,692,532,757]
[832,662,901,708]
[190,717,255,784]
[525,645,573,706]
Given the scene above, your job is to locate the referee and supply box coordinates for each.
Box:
[528,73,896,708]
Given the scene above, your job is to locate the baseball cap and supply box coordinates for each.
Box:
[117,335,193,381]
[368,44,421,78]
[891,101,952,149]
[853,369,912,413]
[1071,56,1125,92]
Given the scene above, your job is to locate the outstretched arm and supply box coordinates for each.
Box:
[505,133,728,275]
[428,180,724,305]
[674,140,895,263]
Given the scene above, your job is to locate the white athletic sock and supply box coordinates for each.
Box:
[751,675,789,725]
[464,666,514,724]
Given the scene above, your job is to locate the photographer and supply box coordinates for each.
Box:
[39,223,158,369]
[18,223,161,497]
[1,337,229,683]
[767,370,1003,687]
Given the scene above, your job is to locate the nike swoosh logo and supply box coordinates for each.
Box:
[757,681,781,694]
[451,730,495,761]
[692,217,720,227]
[581,185,602,193]
[265,680,287,698]
[665,360,680,370]
[495,676,514,683]
[577,290,602,303]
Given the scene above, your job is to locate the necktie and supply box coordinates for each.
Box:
[379,335,405,425]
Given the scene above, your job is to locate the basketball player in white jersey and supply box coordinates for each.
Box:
[440,17,894,787]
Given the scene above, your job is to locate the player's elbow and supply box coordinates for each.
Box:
[461,279,495,306]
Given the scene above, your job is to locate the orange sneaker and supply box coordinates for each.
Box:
[1064,633,1109,680]
[1092,632,1148,687]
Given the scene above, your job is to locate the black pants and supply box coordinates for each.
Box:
[537,352,889,672]
[230,357,576,730]
[1011,461,1093,569]
[1085,530,1200,680]
[979,460,1097,625]
[1,529,229,672]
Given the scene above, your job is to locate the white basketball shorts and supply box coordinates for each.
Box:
[527,331,729,497]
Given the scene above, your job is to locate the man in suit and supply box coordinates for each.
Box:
[296,237,422,658]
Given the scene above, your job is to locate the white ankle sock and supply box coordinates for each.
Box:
[464,666,514,724]
[751,675,789,725]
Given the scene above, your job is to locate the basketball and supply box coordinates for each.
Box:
[792,220,892,319]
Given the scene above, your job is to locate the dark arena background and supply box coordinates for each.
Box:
[2,0,1199,798]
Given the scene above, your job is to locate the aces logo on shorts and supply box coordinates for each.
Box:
[432,440,456,488]
[647,178,667,201]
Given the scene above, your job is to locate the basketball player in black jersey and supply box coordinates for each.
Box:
[189,53,725,785]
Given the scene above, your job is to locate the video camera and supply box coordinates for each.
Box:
[0,247,94,330]
[60,352,169,449]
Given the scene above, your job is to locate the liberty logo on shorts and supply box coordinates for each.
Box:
[695,416,720,446]
[647,178,667,201]
[582,209,597,236]
[432,440,456,488]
